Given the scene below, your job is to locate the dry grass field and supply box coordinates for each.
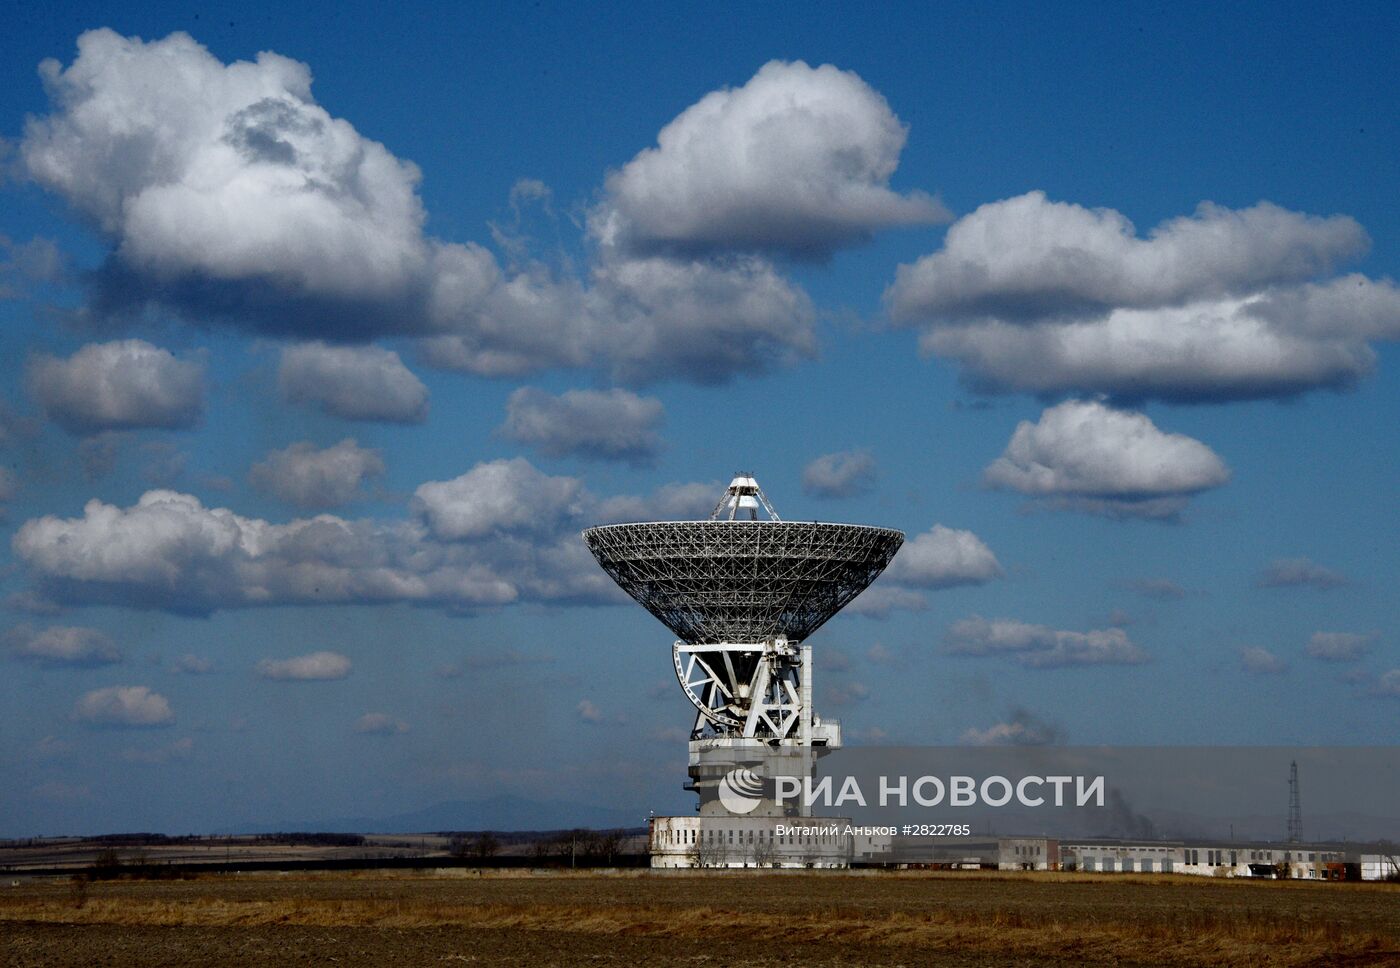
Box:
[4,869,1398,967]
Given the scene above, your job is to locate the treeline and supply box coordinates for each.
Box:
[253,832,367,847]
[436,828,639,865]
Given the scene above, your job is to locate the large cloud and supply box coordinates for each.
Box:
[590,60,945,259]
[73,685,173,727]
[887,192,1400,401]
[28,339,204,434]
[21,30,822,386]
[983,400,1229,519]
[945,616,1149,668]
[12,489,518,614]
[501,387,664,464]
[23,29,431,337]
[12,461,714,614]
[278,343,428,423]
[249,438,385,508]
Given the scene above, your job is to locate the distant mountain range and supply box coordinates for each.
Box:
[225,795,650,835]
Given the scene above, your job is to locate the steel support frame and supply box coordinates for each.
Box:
[673,637,811,742]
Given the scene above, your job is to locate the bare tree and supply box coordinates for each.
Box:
[750,831,777,868]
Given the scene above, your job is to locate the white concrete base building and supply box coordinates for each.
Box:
[649,815,852,868]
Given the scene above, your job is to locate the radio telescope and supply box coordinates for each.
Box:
[583,474,903,866]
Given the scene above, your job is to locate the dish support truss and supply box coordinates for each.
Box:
[674,636,836,746]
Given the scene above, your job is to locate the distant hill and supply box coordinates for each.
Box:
[228,795,648,835]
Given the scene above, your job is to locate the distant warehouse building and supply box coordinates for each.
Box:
[995,838,1348,878]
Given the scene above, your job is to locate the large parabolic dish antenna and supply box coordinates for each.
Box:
[584,475,904,859]
[582,476,903,644]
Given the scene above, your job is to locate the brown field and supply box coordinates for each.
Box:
[4,869,1398,967]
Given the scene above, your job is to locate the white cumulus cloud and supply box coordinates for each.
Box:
[983,400,1229,519]
[591,59,945,259]
[28,339,203,434]
[883,524,1002,589]
[249,438,385,508]
[73,685,173,726]
[887,191,1398,401]
[501,387,664,464]
[256,650,351,680]
[1258,557,1348,589]
[802,450,877,499]
[1306,631,1374,662]
[960,709,1063,746]
[278,343,428,423]
[21,30,827,387]
[12,462,714,614]
[945,616,1149,668]
[6,624,121,667]
[354,712,408,734]
[1240,646,1287,675]
[411,458,585,541]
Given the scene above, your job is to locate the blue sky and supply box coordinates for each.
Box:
[1,1,1397,836]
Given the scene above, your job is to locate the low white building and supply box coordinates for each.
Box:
[649,815,852,868]
[1360,853,1400,881]
[1060,839,1345,878]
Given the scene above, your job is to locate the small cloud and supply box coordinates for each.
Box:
[459,648,555,670]
[73,685,174,727]
[27,339,204,434]
[1306,631,1375,662]
[171,653,214,675]
[77,431,123,480]
[256,651,351,681]
[845,586,929,617]
[648,724,690,744]
[1373,670,1400,698]
[824,681,870,706]
[121,736,194,763]
[6,624,122,667]
[802,449,877,499]
[500,387,664,465]
[961,708,1064,746]
[945,616,1149,668]
[883,524,1002,589]
[1127,578,1188,601]
[354,713,408,735]
[867,643,896,665]
[278,343,428,424]
[817,647,851,672]
[31,781,91,802]
[577,699,605,723]
[1258,557,1348,590]
[1240,646,1287,675]
[32,735,74,760]
[249,438,385,509]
